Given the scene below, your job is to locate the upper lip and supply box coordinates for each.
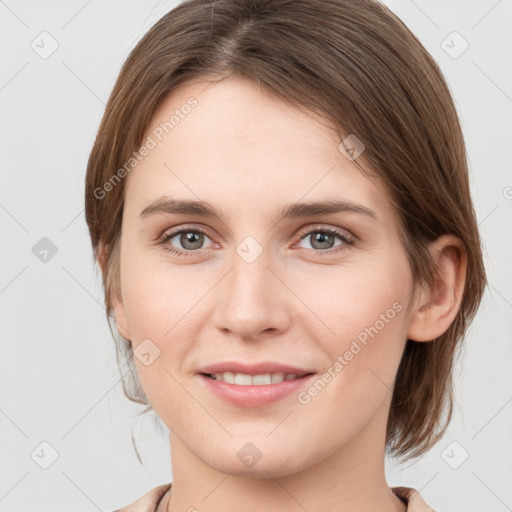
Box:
[197,361,316,377]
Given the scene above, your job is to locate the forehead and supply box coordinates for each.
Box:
[125,75,392,223]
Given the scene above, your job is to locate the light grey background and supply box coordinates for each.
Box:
[0,1,511,511]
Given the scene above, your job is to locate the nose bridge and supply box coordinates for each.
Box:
[212,239,289,339]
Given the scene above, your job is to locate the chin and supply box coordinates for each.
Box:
[201,444,307,480]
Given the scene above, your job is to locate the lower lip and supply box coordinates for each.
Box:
[198,373,316,407]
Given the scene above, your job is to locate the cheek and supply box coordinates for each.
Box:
[295,283,409,441]
[318,290,407,391]
[121,254,197,339]
[119,255,216,405]
[300,253,411,391]
[120,256,202,416]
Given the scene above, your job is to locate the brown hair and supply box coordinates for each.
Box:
[85,0,486,462]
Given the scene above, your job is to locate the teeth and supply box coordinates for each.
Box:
[210,372,301,385]
[234,373,252,385]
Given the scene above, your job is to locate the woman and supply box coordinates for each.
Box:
[85,0,486,510]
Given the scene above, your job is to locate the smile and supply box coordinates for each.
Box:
[198,372,316,407]
[206,371,306,385]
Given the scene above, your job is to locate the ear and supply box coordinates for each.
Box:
[407,234,467,342]
[96,242,132,341]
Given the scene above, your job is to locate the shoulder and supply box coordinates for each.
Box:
[113,482,172,512]
[392,486,437,512]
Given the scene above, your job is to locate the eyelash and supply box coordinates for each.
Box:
[159,224,356,257]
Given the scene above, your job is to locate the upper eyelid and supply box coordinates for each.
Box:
[162,224,213,240]
[296,224,354,239]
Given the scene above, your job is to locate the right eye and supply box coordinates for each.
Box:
[159,226,217,256]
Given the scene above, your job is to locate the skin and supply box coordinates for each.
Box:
[105,75,467,512]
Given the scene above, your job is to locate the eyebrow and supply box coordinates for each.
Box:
[140,197,378,224]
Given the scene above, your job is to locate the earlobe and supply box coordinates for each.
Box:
[96,242,132,341]
[407,235,467,342]
[111,292,132,341]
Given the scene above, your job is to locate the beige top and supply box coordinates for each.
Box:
[114,483,436,512]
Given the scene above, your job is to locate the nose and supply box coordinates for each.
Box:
[212,247,291,341]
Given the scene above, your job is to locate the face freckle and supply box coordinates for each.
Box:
[112,75,416,479]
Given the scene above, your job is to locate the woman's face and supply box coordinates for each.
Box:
[113,75,418,477]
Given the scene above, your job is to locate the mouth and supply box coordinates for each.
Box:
[198,371,317,407]
[200,371,315,385]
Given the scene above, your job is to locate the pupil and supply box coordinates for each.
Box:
[182,231,203,250]
[313,232,333,250]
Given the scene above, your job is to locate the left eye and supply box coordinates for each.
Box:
[296,228,354,252]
